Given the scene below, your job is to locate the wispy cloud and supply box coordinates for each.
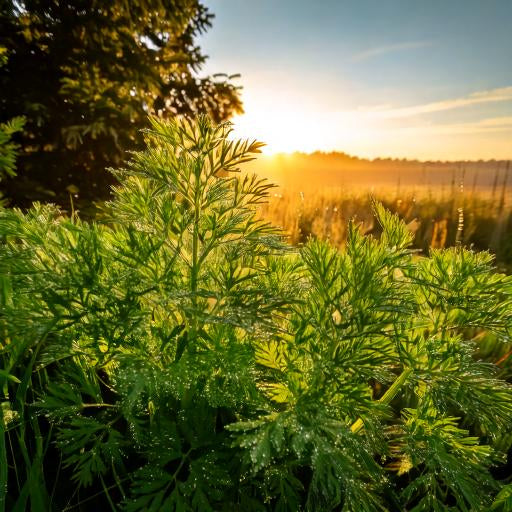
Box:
[352,41,432,62]
[367,86,512,119]
[408,116,512,136]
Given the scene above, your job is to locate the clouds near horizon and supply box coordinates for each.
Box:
[368,87,512,119]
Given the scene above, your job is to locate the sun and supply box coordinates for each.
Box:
[229,91,373,156]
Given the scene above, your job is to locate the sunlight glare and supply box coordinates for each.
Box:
[229,92,366,155]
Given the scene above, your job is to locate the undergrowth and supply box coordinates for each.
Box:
[1,116,512,511]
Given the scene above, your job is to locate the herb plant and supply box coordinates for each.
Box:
[1,116,511,511]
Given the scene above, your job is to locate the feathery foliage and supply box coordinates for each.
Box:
[0,48,24,186]
[1,116,511,510]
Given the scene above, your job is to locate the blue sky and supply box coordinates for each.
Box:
[199,0,512,160]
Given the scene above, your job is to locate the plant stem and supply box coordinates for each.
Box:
[80,403,116,409]
[496,348,512,367]
[350,367,413,434]
[191,201,199,301]
[188,159,203,352]
[0,406,7,512]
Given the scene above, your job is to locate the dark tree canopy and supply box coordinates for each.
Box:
[0,0,243,207]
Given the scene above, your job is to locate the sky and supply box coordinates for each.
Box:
[199,0,512,160]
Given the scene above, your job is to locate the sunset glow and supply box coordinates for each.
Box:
[202,1,512,161]
[229,87,512,160]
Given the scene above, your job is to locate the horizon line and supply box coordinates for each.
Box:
[260,149,512,165]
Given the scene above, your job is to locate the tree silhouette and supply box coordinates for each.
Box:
[0,1,243,207]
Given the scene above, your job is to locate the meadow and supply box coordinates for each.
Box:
[249,153,512,270]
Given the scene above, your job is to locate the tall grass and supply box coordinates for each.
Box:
[258,183,512,271]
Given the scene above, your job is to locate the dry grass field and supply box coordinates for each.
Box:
[249,154,512,270]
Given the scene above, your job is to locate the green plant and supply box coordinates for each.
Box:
[0,48,25,187]
[0,116,24,181]
[1,116,511,511]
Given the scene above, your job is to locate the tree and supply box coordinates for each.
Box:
[0,1,242,207]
